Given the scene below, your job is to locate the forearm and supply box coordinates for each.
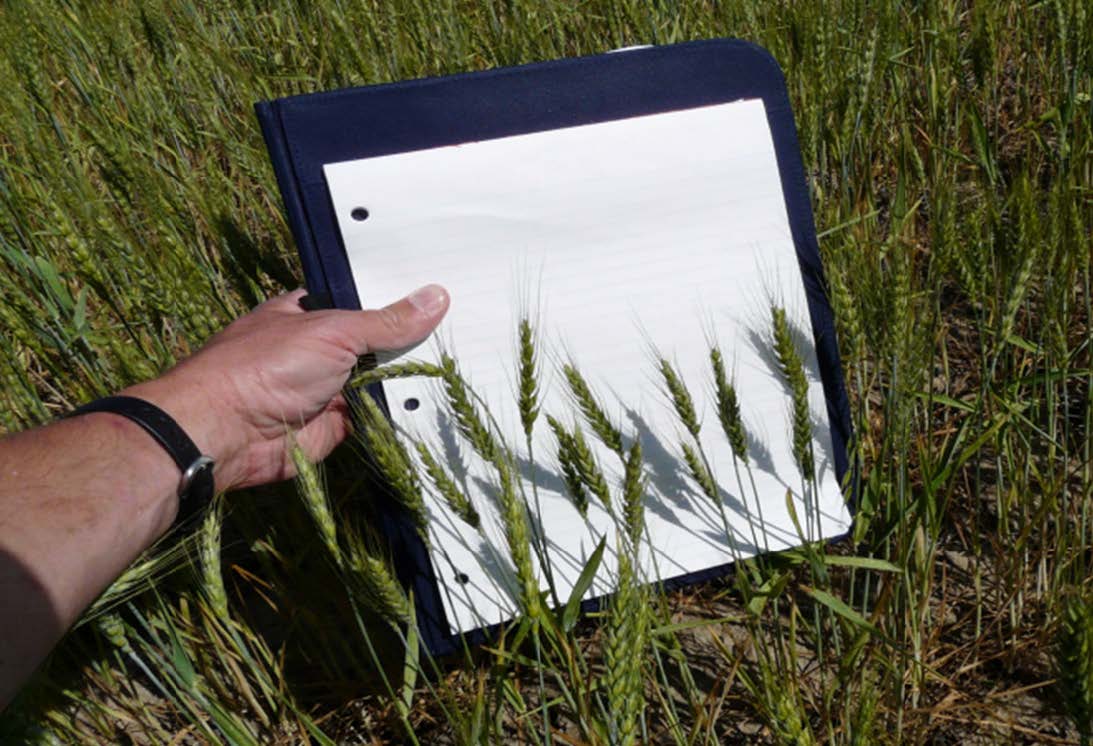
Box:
[0,407,183,707]
[0,283,447,709]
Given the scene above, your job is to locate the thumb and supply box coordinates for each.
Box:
[336,284,450,355]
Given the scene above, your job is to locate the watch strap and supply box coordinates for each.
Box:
[67,395,216,519]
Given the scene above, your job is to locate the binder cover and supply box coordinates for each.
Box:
[256,38,854,655]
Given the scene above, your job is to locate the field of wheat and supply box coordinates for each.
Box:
[1,1,1091,743]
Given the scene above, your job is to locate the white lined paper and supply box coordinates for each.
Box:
[324,99,851,634]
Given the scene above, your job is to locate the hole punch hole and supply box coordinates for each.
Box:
[350,207,370,222]
[403,397,420,411]
[455,572,470,585]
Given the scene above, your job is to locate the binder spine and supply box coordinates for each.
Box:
[254,101,327,295]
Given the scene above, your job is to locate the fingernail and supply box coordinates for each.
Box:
[407,284,448,317]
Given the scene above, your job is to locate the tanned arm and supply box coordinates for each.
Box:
[0,284,449,708]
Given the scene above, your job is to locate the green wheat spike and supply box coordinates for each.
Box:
[415,441,480,529]
[658,358,701,438]
[440,353,502,464]
[547,415,589,516]
[562,363,623,455]
[1057,593,1093,744]
[346,548,412,626]
[496,461,540,619]
[710,347,749,462]
[622,440,645,547]
[771,306,815,480]
[355,394,431,542]
[348,360,444,389]
[603,548,648,746]
[570,422,613,511]
[291,444,343,567]
[199,494,228,618]
[682,441,718,504]
[825,269,863,360]
[517,317,540,439]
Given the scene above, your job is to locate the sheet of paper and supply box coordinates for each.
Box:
[324,99,851,634]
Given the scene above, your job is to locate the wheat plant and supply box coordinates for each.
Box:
[0,0,1090,743]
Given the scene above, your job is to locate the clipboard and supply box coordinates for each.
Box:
[255,38,855,655]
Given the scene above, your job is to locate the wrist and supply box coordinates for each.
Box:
[121,375,246,493]
[67,410,186,537]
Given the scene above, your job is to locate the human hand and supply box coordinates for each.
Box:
[125,284,449,491]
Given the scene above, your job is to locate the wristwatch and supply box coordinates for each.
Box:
[67,395,216,520]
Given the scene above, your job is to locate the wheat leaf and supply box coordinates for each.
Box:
[561,535,607,633]
[803,586,878,634]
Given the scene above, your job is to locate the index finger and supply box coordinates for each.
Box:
[257,288,310,314]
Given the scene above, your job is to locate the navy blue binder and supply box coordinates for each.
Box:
[256,38,854,655]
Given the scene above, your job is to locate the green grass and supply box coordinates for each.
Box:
[1,0,1091,742]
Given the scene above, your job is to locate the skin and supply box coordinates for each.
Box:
[0,283,450,709]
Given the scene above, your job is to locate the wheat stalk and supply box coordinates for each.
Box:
[769,685,815,746]
[1057,593,1093,744]
[658,358,701,438]
[355,394,431,542]
[710,347,749,462]
[439,352,541,615]
[291,443,343,566]
[517,318,540,439]
[603,547,648,746]
[570,421,613,511]
[681,442,718,504]
[84,545,190,621]
[680,440,744,558]
[622,440,645,547]
[292,444,411,626]
[346,546,412,625]
[547,415,590,516]
[199,494,229,618]
[441,353,502,464]
[96,613,132,654]
[771,306,815,481]
[999,239,1037,346]
[415,441,480,529]
[825,269,863,359]
[563,363,623,456]
[496,460,541,619]
[710,346,770,553]
[517,317,559,605]
[348,360,444,390]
